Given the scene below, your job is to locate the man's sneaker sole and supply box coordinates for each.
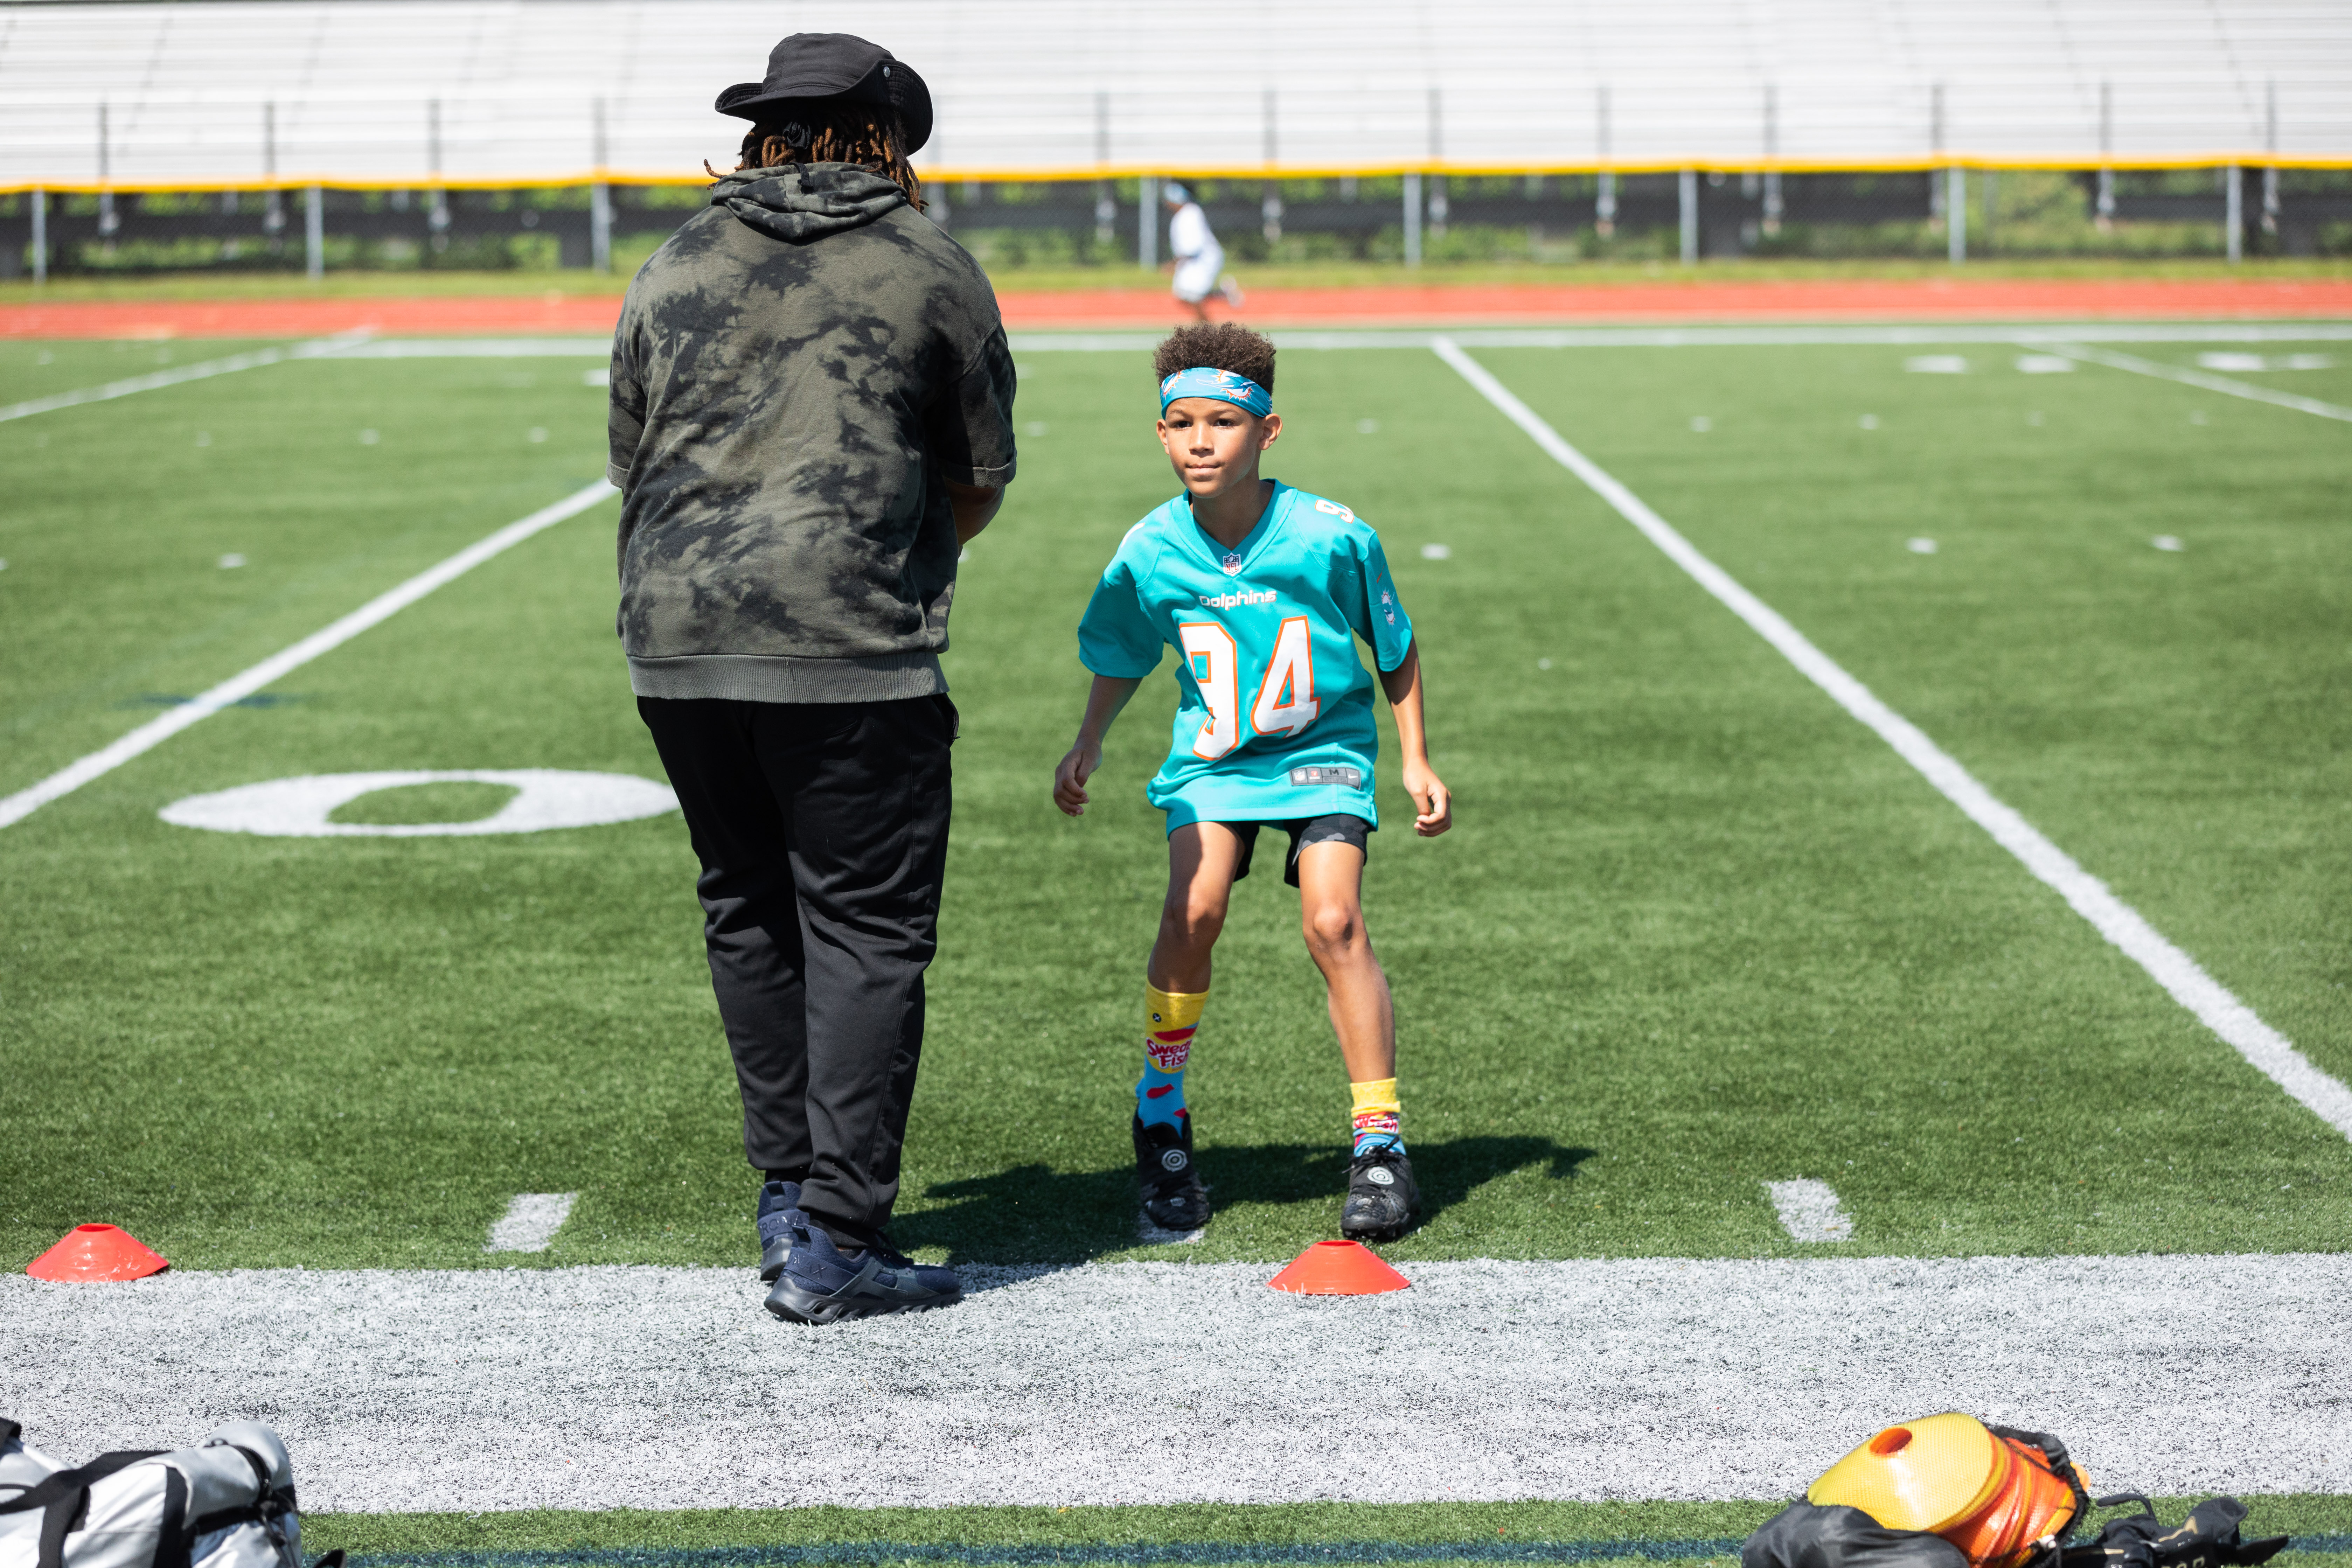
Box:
[764,1275,961,1324]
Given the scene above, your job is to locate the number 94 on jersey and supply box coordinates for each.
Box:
[1178,615,1321,760]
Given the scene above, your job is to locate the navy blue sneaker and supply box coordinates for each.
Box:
[764,1226,962,1324]
[757,1179,806,1282]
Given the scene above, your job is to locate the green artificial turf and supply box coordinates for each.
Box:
[302,1496,2352,1563]
[2,334,2348,1273]
[309,1499,1771,1556]
[1470,338,2352,1089]
[0,354,610,797]
[0,337,293,405]
[2125,341,2352,412]
[329,780,523,826]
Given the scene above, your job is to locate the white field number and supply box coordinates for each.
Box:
[1179,622,1241,759]
[1251,616,1321,738]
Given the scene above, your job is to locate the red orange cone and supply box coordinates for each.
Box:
[26,1224,169,1282]
[1268,1238,1409,1295]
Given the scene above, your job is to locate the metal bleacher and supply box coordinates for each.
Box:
[1,0,2348,274]
[3,0,2347,187]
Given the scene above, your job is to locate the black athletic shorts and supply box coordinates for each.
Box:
[1222,813,1372,888]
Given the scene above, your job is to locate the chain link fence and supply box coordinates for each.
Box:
[6,167,2350,280]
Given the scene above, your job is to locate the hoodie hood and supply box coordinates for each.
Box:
[711,164,907,243]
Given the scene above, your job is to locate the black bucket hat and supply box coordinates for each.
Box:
[715,33,933,155]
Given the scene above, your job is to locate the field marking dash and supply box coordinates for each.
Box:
[2039,342,2352,422]
[485,1192,578,1253]
[1764,1180,1854,1243]
[1433,337,2352,1143]
[0,331,373,424]
[0,480,617,831]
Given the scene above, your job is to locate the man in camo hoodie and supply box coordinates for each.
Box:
[607,33,1016,1323]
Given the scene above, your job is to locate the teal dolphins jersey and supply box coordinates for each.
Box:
[1078,481,1415,830]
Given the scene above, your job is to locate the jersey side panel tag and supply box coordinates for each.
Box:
[1289,766,1365,789]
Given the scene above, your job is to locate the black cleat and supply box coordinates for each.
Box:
[1341,1143,1420,1242]
[1133,1113,1210,1233]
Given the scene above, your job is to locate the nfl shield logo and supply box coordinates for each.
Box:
[1221,552,1244,575]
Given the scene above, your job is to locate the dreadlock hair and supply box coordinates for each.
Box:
[708,102,926,212]
[1153,322,1276,395]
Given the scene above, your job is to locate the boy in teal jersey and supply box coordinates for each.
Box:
[1053,323,1453,1242]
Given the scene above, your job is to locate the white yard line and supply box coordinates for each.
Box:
[5,1254,2350,1509]
[0,481,617,830]
[2039,342,2352,422]
[331,338,615,358]
[282,325,2352,360]
[1763,1180,1854,1243]
[0,332,372,424]
[1433,338,2352,1143]
[484,1193,578,1253]
[1009,323,2352,354]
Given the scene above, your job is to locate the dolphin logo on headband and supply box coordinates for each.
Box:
[1158,367,1273,418]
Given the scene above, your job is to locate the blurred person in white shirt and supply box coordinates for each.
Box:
[1162,183,1244,321]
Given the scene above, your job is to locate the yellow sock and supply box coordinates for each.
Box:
[1139,985,1207,1130]
[1351,1076,1402,1155]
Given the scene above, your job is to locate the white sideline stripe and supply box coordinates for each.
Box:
[333,337,615,358]
[0,481,618,831]
[122,325,2352,364]
[8,1254,2352,1509]
[2042,341,2352,422]
[1433,338,2352,1142]
[0,331,372,423]
[484,1192,577,1253]
[1009,322,2352,353]
[1765,1179,1854,1243]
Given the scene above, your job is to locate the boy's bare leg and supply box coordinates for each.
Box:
[1295,842,1394,1081]
[1134,823,1239,1233]
[1298,839,1417,1239]
[1149,823,1244,991]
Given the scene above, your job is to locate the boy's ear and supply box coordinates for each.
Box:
[1259,412,1283,447]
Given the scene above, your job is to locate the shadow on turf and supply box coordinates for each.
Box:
[896,1135,1592,1268]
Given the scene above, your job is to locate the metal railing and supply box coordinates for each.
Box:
[7,166,2349,283]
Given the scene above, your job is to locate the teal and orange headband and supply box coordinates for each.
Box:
[1158,367,1273,418]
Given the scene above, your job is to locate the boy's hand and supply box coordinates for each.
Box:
[1054,738,1104,817]
[1401,756,1452,836]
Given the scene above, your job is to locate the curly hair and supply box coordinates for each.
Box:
[708,103,926,212]
[1153,322,1275,394]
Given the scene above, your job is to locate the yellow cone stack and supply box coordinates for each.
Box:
[1809,1413,2084,1568]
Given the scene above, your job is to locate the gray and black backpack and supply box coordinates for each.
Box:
[0,1420,338,1568]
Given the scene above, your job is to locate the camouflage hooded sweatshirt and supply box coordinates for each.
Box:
[607,164,1017,703]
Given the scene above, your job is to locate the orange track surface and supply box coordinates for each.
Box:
[5,277,2351,339]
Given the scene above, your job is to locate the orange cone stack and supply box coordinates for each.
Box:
[1268,1238,1409,1295]
[26,1224,170,1282]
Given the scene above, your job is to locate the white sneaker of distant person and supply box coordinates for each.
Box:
[1219,274,1246,309]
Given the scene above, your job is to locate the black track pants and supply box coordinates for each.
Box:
[637,694,955,1249]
